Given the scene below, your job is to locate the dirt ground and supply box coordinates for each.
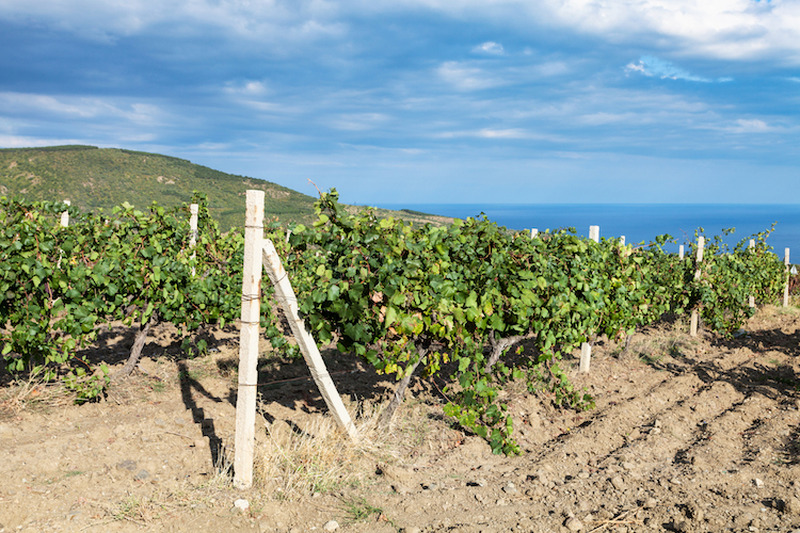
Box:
[3,305,800,533]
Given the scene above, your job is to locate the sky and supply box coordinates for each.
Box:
[0,0,799,206]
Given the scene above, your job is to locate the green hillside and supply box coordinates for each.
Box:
[0,145,323,230]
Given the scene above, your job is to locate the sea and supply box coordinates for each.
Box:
[377,204,800,258]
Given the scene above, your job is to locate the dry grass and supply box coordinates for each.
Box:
[0,370,72,418]
[618,320,699,365]
[254,399,391,499]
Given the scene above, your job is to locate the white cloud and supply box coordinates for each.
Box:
[625,56,736,83]
[328,113,390,131]
[0,135,84,148]
[728,118,773,133]
[0,92,166,127]
[0,0,345,43]
[372,0,800,64]
[473,41,504,55]
[437,61,506,91]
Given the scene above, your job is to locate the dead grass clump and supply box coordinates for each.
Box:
[621,321,698,365]
[0,370,71,418]
[254,400,389,499]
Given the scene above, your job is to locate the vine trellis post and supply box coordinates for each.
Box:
[189,203,198,276]
[690,236,705,337]
[60,200,70,227]
[580,225,600,373]
[748,239,756,309]
[233,190,356,490]
[784,248,791,308]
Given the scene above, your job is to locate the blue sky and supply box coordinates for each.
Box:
[0,1,798,205]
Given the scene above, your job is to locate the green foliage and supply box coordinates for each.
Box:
[0,190,785,448]
[281,191,785,453]
[0,196,285,402]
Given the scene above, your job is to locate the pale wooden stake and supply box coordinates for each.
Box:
[579,342,591,373]
[619,235,625,247]
[530,228,538,239]
[679,245,684,260]
[189,204,199,247]
[580,225,599,373]
[233,190,265,490]
[748,239,755,308]
[589,225,600,243]
[262,239,357,439]
[690,236,705,337]
[784,248,791,307]
[60,200,71,227]
[189,204,199,277]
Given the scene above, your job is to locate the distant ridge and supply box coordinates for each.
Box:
[0,145,320,230]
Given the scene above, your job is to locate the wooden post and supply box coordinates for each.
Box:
[189,204,199,247]
[60,200,71,227]
[234,190,264,490]
[748,239,756,308]
[784,248,791,307]
[589,225,600,243]
[690,236,705,337]
[579,342,591,373]
[619,235,625,247]
[530,228,538,239]
[679,245,685,260]
[262,239,357,439]
[189,204,198,277]
[578,225,599,373]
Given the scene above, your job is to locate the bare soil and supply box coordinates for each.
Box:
[3,306,800,533]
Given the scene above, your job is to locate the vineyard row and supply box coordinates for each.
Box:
[0,193,789,453]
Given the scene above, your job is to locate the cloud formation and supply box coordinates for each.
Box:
[0,0,797,204]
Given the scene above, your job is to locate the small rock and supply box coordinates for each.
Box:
[392,483,411,495]
[467,479,487,487]
[402,528,421,533]
[133,469,150,481]
[564,517,583,531]
[685,503,703,522]
[754,478,764,488]
[233,499,249,513]
[577,471,590,479]
[502,482,518,494]
[643,497,657,509]
[784,497,800,515]
[495,498,509,506]
[610,476,625,491]
[421,482,438,491]
[672,520,690,533]
[322,519,339,532]
[116,460,137,471]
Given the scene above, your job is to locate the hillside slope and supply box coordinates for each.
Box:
[0,145,320,230]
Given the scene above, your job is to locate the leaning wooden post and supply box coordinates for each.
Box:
[262,239,357,439]
[748,239,756,308]
[619,235,625,247]
[234,190,265,490]
[530,228,538,239]
[60,200,71,227]
[580,225,600,373]
[690,236,705,337]
[679,245,685,260]
[784,248,791,307]
[189,203,199,277]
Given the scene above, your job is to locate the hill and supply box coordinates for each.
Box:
[0,145,449,230]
